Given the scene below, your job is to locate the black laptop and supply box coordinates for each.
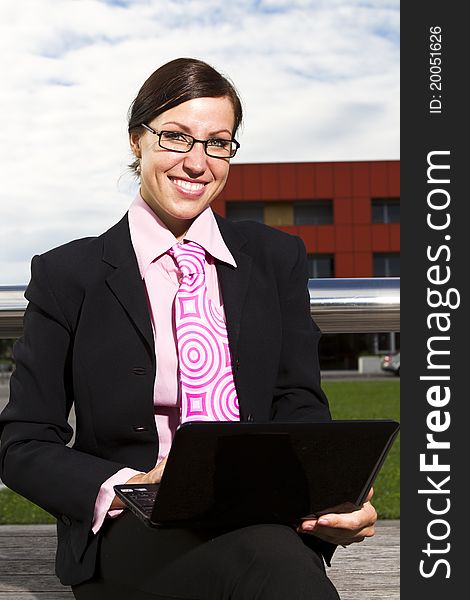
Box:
[114,419,399,528]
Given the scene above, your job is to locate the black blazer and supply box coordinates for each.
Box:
[0,213,333,585]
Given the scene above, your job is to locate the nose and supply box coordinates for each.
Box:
[182,140,208,176]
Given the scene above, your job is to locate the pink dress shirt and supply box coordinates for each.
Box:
[91,194,236,533]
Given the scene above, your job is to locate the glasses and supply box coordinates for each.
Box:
[141,124,240,158]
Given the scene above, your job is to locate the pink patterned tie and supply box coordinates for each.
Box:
[168,241,240,423]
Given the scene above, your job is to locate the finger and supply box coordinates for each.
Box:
[310,503,377,543]
[318,500,377,528]
[311,520,377,545]
[298,518,318,533]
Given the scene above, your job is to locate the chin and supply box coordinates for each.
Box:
[173,200,210,219]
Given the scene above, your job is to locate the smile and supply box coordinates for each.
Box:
[170,178,206,192]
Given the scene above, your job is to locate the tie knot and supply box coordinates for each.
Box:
[168,241,206,276]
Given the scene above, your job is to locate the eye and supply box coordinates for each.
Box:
[161,131,193,143]
[207,138,231,149]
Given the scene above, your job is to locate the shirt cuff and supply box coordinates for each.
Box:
[92,467,143,534]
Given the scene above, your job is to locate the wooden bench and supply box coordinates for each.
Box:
[0,521,399,599]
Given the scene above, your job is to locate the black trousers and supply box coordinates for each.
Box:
[72,512,340,600]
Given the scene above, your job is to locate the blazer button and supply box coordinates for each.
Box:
[61,515,72,526]
[132,367,146,376]
[132,425,149,432]
[247,414,254,422]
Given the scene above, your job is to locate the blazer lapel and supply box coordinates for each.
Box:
[102,215,154,354]
[100,213,251,360]
[215,215,252,359]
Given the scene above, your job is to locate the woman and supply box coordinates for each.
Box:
[0,57,376,599]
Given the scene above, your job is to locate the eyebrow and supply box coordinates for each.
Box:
[160,121,233,138]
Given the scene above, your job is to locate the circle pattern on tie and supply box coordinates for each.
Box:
[177,324,219,384]
[169,241,240,423]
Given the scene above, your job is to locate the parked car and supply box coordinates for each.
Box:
[381,352,400,376]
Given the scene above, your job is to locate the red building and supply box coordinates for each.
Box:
[214,159,400,280]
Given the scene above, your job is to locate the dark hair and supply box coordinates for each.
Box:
[128,57,243,176]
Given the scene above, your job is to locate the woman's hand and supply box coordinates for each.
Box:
[127,455,169,485]
[297,488,377,546]
[109,456,168,511]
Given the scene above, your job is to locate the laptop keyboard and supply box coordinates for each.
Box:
[120,487,159,515]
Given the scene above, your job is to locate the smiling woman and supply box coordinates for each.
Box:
[0,57,377,600]
[127,57,243,177]
[130,96,236,239]
[126,58,243,240]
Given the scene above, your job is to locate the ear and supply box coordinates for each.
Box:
[129,132,142,158]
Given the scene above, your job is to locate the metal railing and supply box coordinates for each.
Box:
[308,277,399,333]
[0,285,27,339]
[0,278,399,339]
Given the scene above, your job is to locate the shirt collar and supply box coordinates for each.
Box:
[128,193,236,279]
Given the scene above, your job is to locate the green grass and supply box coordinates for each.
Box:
[0,488,54,524]
[323,379,400,519]
[0,379,400,523]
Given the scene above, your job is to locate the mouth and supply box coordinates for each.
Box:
[169,177,207,196]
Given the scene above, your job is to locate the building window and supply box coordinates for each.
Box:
[373,252,400,276]
[226,201,264,223]
[307,254,334,278]
[294,200,333,225]
[264,202,293,226]
[372,198,400,223]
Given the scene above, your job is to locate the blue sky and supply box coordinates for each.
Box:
[0,0,399,284]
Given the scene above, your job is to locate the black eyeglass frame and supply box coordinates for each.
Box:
[140,123,240,158]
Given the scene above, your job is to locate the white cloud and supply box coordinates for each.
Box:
[0,0,399,284]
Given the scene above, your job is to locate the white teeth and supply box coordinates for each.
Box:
[172,178,205,192]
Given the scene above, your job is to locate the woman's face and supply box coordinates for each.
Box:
[130,96,235,239]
